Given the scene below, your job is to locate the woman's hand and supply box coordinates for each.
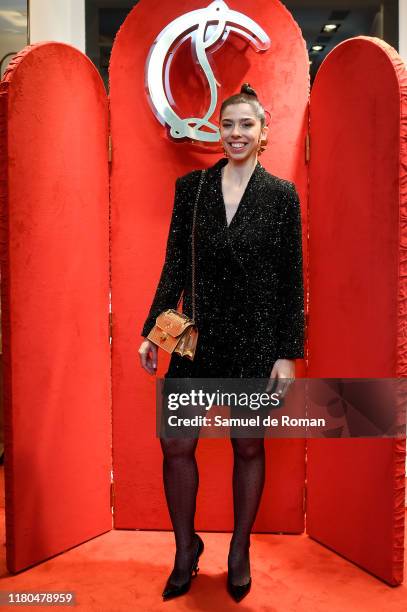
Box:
[265,358,295,399]
[138,339,158,375]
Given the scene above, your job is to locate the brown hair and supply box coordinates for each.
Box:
[219,83,266,128]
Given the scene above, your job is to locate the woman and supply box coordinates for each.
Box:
[138,83,305,602]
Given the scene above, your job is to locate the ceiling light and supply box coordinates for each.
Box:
[322,24,339,33]
[311,45,324,52]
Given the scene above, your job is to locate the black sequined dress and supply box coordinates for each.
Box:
[141,157,305,380]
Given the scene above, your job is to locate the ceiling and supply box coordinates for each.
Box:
[285,2,384,78]
[87,0,399,82]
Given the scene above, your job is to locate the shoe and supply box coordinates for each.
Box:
[227,544,251,602]
[162,533,204,600]
[227,575,252,602]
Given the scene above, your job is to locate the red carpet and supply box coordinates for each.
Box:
[0,469,406,611]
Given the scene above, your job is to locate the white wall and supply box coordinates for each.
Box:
[399,0,407,66]
[29,0,86,52]
[0,0,28,78]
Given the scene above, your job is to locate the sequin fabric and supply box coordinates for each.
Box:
[141,156,305,379]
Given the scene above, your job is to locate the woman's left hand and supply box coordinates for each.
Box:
[265,359,295,398]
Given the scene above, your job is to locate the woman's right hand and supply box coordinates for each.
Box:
[138,339,158,375]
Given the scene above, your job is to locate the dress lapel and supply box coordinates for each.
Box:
[204,157,265,244]
[203,157,228,239]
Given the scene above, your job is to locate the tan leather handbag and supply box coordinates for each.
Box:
[147,169,206,361]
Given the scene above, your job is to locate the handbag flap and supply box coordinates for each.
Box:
[155,310,193,337]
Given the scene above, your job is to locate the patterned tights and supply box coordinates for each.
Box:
[159,435,266,586]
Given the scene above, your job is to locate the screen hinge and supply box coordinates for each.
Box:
[305,132,310,163]
[108,134,112,163]
[110,480,115,511]
[303,483,307,513]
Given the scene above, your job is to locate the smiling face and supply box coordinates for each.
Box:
[219,102,268,162]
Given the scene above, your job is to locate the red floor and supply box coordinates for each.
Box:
[0,467,406,611]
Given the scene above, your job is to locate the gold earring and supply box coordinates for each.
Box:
[257,136,268,156]
[222,143,229,157]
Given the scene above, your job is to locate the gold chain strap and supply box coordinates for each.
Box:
[191,169,206,322]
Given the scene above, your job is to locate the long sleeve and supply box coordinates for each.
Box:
[140,177,189,338]
[276,183,305,360]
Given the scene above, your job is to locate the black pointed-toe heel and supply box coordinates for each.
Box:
[227,575,252,602]
[227,544,252,602]
[162,533,204,601]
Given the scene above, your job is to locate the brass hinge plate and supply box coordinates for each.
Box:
[108,134,112,163]
[110,481,115,510]
[305,132,310,163]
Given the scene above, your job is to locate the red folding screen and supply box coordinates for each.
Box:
[0,43,112,573]
[109,0,309,534]
[306,36,407,585]
[0,1,405,585]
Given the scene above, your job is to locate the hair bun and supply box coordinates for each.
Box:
[240,82,258,98]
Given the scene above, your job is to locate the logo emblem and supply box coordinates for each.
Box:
[145,0,271,143]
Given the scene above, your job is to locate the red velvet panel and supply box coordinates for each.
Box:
[306,36,407,585]
[0,43,112,573]
[109,0,309,531]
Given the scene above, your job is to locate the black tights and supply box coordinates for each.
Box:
[160,436,266,585]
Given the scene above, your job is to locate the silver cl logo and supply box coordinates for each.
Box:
[145,0,271,143]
